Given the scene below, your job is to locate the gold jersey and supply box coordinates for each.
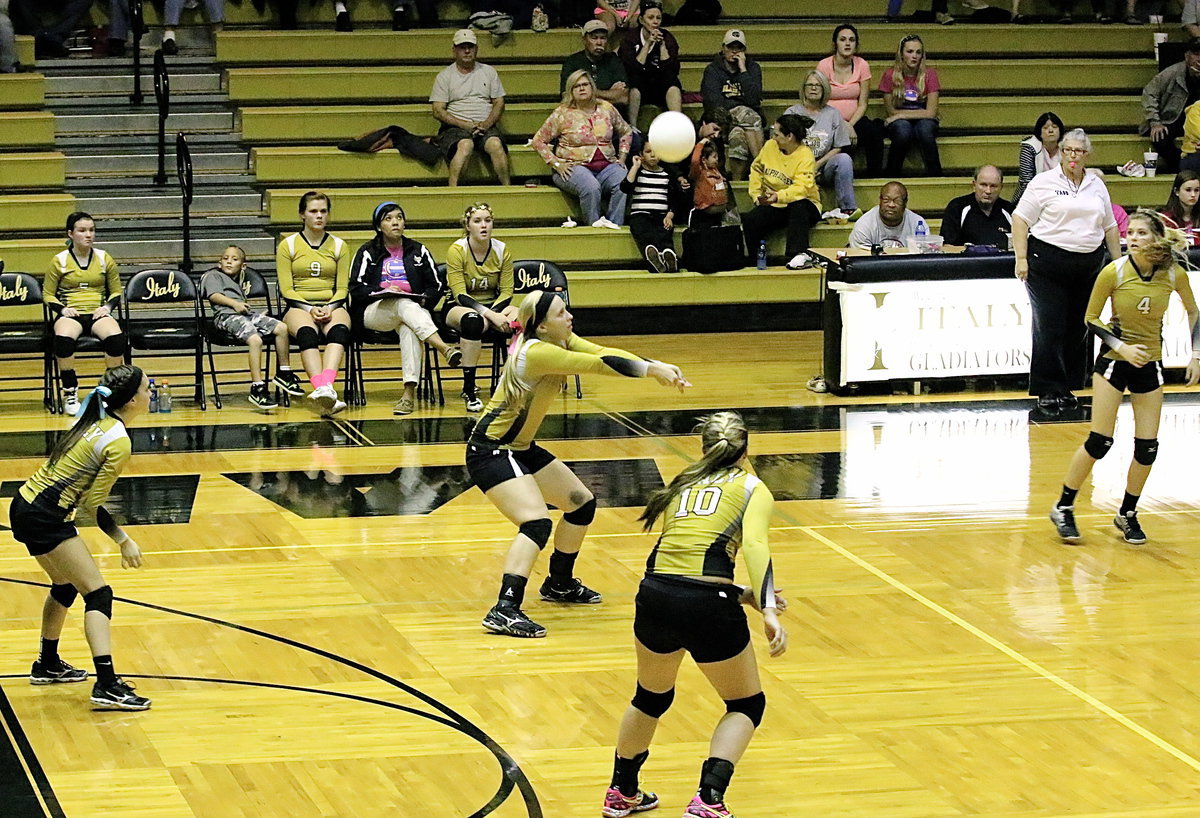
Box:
[45,248,121,313]
[1087,257,1198,361]
[276,232,350,305]
[445,237,514,309]
[20,416,131,519]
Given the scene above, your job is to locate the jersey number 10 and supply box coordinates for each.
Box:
[674,486,723,518]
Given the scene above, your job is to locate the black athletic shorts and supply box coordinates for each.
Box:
[466,439,557,493]
[634,573,750,664]
[9,494,77,557]
[1094,355,1164,394]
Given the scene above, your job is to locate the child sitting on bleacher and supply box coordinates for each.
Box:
[201,246,304,409]
[621,142,687,273]
[689,136,730,229]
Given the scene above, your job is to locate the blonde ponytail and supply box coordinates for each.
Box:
[639,411,749,530]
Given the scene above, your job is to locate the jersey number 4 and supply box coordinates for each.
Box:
[1137,296,1152,315]
[674,486,723,518]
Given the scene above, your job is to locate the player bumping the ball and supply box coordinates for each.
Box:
[471,290,690,638]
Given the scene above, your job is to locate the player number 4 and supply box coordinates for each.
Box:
[1137,296,1152,315]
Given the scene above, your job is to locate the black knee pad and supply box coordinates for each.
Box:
[295,325,320,351]
[458,310,485,341]
[1084,431,1114,460]
[1133,437,1159,465]
[631,683,675,718]
[725,692,766,727]
[518,517,553,550]
[49,582,78,608]
[562,497,596,526]
[102,333,126,358]
[324,324,351,348]
[53,334,77,358]
[83,585,113,619]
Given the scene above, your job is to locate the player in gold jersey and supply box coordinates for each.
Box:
[45,212,127,416]
[601,411,786,818]
[1051,211,1200,546]
[470,290,689,638]
[9,365,152,711]
[276,191,352,415]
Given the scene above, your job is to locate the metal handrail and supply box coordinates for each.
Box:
[176,133,194,275]
[130,0,146,105]
[153,49,170,185]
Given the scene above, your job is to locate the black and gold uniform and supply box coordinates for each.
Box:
[444,237,514,311]
[635,468,775,663]
[45,248,122,319]
[10,416,131,556]
[467,335,648,491]
[275,232,351,309]
[1087,256,1199,393]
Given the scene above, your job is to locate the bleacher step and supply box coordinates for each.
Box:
[74,191,262,217]
[44,72,223,99]
[68,172,254,189]
[54,110,235,135]
[67,151,249,177]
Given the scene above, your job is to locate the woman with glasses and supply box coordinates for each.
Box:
[878,33,941,176]
[816,23,884,178]
[1012,129,1123,414]
[784,70,859,221]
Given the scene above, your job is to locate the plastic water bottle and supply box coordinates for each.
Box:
[148,378,159,413]
[756,240,768,270]
[915,220,928,238]
[159,381,172,413]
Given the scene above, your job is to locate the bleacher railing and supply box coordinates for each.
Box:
[130,0,146,105]
[153,49,170,186]
[176,132,194,275]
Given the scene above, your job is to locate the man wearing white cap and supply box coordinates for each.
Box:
[560,20,630,108]
[430,29,511,187]
[701,29,764,180]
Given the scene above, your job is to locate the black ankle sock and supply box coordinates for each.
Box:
[698,757,734,806]
[1120,492,1139,516]
[498,573,527,607]
[93,655,116,685]
[39,638,59,665]
[548,549,578,587]
[61,369,78,390]
[463,367,477,393]
[611,750,649,798]
[1057,486,1078,509]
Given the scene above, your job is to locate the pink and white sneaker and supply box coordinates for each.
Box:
[683,795,734,817]
[602,785,659,817]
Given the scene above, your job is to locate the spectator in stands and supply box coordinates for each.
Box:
[349,202,461,416]
[742,114,822,271]
[296,1,437,32]
[105,1,130,56]
[1013,111,1065,206]
[887,0,954,25]
[1186,0,1200,38]
[622,142,686,273]
[848,181,929,249]
[817,23,884,178]
[533,69,633,228]
[442,203,518,413]
[201,245,300,410]
[688,130,730,229]
[45,212,127,417]
[276,191,352,417]
[939,165,1013,247]
[430,29,511,188]
[701,29,764,180]
[10,0,91,58]
[785,70,858,221]
[1141,38,1200,175]
[1012,128,1121,413]
[879,33,942,177]
[0,0,15,72]
[1160,169,1200,244]
[560,20,630,110]
[1011,0,1139,24]
[618,2,681,131]
[595,0,639,34]
[160,0,224,55]
[1177,99,1200,172]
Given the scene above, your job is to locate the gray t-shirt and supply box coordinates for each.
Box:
[201,269,250,317]
[430,63,506,123]
[783,103,851,161]
[847,207,929,249]
[1184,0,1199,26]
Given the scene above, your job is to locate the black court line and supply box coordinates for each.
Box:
[0,577,540,818]
[0,682,64,818]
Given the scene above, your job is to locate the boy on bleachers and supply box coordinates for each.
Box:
[201,246,304,409]
[621,141,687,272]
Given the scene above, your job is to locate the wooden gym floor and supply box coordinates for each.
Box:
[2,330,1200,817]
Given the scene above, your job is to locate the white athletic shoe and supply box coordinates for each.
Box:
[786,252,815,270]
[591,217,621,230]
[307,384,337,415]
[62,388,81,416]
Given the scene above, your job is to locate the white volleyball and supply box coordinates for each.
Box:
[646,111,697,163]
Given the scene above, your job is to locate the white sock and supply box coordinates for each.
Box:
[334,1,348,12]
[163,28,176,40]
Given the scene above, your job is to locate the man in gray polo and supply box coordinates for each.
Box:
[430,29,511,187]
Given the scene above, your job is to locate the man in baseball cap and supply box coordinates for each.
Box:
[559,19,630,107]
[430,28,511,186]
[701,28,765,179]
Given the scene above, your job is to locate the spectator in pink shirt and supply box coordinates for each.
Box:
[817,23,884,177]
[878,33,942,176]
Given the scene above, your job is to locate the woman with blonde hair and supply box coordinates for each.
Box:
[878,33,942,176]
[601,410,786,818]
[469,290,689,638]
[532,68,633,229]
[784,69,858,220]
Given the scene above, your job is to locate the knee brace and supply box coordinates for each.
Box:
[518,517,553,550]
[324,324,351,348]
[631,683,675,718]
[83,585,114,619]
[295,325,320,351]
[725,692,766,727]
[1133,437,1159,466]
[562,497,596,526]
[53,334,77,358]
[1084,431,1114,460]
[49,582,78,608]
[102,333,126,358]
[458,310,485,341]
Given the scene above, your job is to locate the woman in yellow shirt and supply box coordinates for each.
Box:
[45,212,126,416]
[742,113,822,272]
[276,191,352,416]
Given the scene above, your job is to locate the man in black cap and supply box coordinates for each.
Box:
[1141,36,1200,172]
[700,28,764,179]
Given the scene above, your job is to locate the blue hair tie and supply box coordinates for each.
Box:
[373,201,403,230]
[78,385,113,419]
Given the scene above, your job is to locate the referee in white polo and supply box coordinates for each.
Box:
[1011,128,1122,414]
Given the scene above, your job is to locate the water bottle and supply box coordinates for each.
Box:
[915,220,928,238]
[756,240,768,270]
[148,378,159,413]
[159,381,172,413]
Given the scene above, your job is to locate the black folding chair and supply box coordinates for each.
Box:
[120,269,206,410]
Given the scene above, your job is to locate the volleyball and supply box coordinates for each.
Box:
[646,112,696,163]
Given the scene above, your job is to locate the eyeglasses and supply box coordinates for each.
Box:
[803,83,823,88]
[1062,147,1088,155]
